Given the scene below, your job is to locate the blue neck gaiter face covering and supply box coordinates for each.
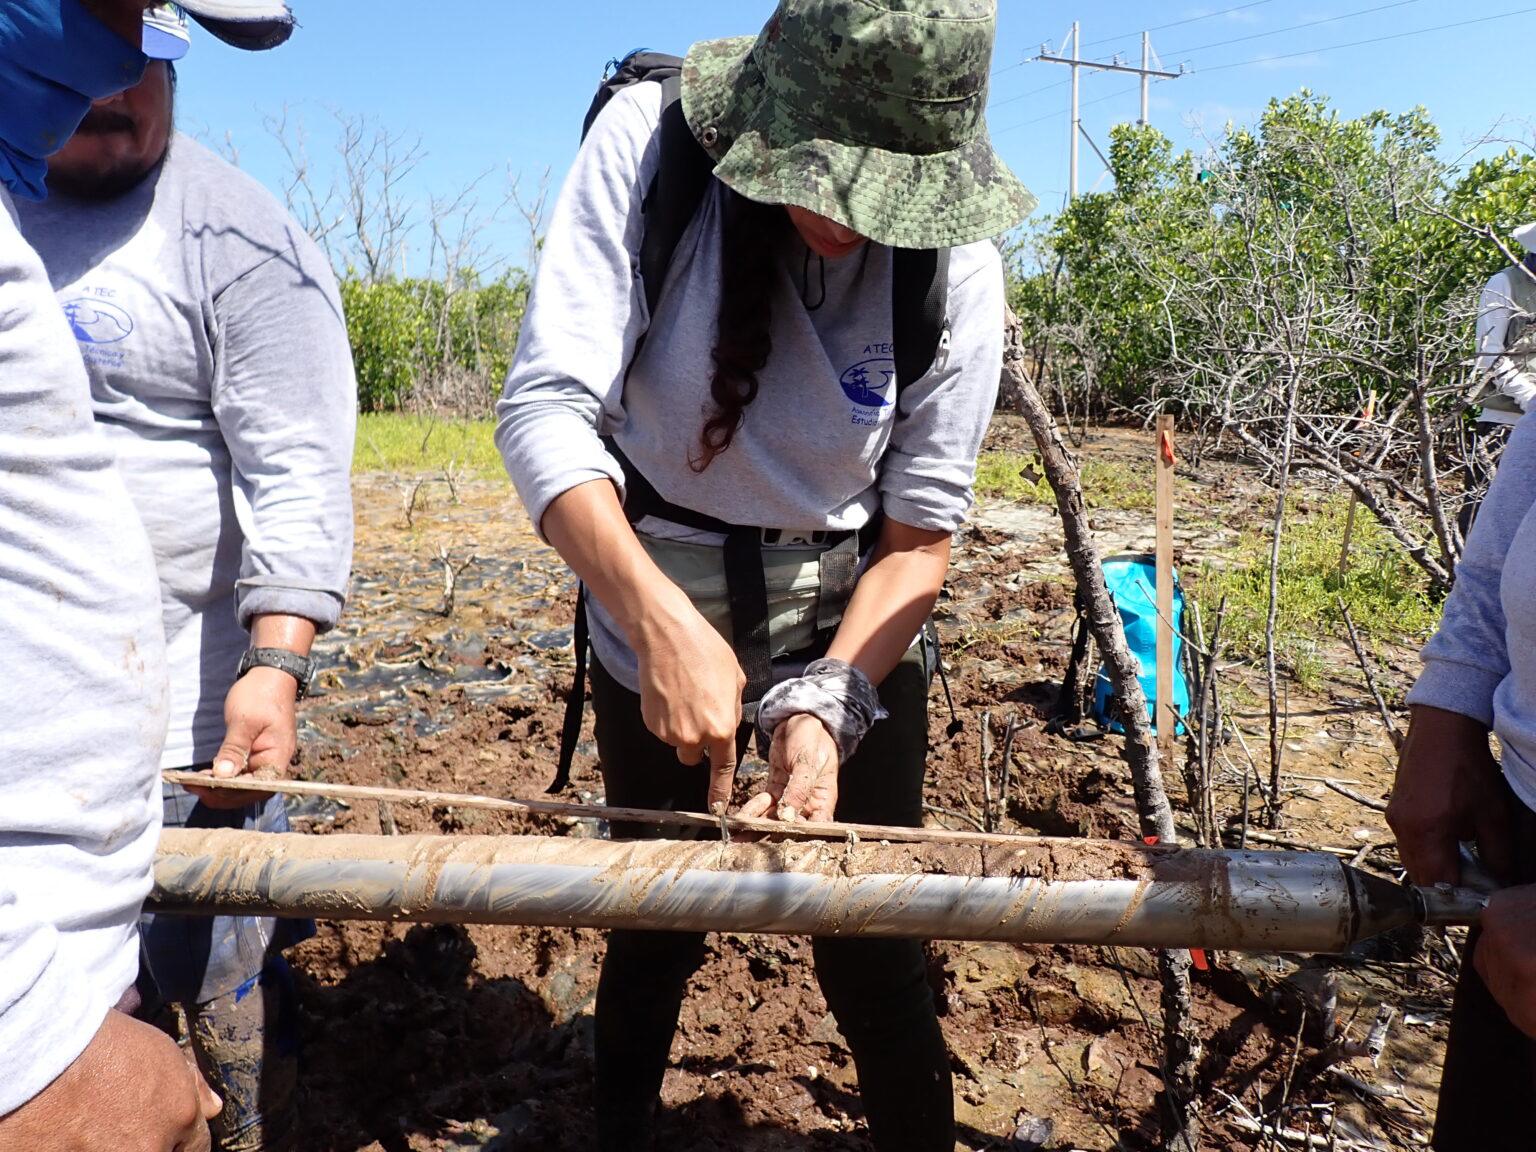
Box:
[0,0,147,202]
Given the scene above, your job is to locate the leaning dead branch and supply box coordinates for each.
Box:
[1004,311,1200,1151]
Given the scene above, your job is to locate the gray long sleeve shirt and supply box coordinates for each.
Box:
[1407,414,1536,809]
[496,83,1004,691]
[0,187,169,1113]
[1475,266,1536,426]
[17,135,357,768]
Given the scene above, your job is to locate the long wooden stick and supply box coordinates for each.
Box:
[1155,414,1178,761]
[162,770,1075,851]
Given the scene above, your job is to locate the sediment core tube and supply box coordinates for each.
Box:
[149,829,1460,953]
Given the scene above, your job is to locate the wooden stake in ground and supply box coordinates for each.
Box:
[1155,415,1177,762]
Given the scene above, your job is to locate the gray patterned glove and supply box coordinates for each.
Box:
[754,658,888,763]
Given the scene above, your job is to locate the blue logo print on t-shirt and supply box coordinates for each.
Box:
[839,357,896,408]
[63,298,134,344]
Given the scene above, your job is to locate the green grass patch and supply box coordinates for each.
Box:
[354,413,502,478]
[1193,496,1439,686]
[974,450,1155,510]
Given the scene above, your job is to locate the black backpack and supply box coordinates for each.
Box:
[550,51,954,793]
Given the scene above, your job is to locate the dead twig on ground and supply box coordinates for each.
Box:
[980,709,994,833]
[397,477,429,528]
[1268,1013,1309,1152]
[998,713,1020,831]
[920,803,988,834]
[1322,778,1389,814]
[435,545,477,617]
[1337,600,1404,751]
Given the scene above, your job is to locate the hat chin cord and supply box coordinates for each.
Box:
[800,246,827,311]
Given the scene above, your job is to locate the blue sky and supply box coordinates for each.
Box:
[176,1,1536,275]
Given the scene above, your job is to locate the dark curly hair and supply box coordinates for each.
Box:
[690,189,786,472]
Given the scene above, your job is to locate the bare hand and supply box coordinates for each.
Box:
[633,589,745,812]
[738,714,840,824]
[1387,705,1513,886]
[1475,886,1536,1038]
[183,667,297,811]
[0,1008,221,1151]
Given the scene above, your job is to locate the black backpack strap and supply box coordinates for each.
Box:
[549,440,776,792]
[890,246,951,409]
[724,528,774,708]
[582,50,684,140]
[608,440,774,707]
[551,586,591,794]
[606,437,736,534]
[639,78,716,317]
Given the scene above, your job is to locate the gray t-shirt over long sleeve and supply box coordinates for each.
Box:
[18,135,357,768]
[0,187,169,1114]
[1407,414,1536,810]
[496,83,1004,691]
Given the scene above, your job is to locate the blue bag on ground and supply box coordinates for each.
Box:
[1092,554,1190,735]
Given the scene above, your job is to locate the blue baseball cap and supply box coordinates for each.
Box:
[142,5,191,61]
[148,0,295,55]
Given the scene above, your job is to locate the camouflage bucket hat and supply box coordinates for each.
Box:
[680,0,1037,250]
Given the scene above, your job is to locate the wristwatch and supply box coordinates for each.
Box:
[237,647,317,700]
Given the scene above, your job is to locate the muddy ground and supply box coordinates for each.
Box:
[282,417,1451,1151]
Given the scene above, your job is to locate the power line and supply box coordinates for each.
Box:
[989,77,1068,112]
[1086,0,1277,49]
[1165,0,1426,58]
[1197,5,1536,73]
[994,82,1141,136]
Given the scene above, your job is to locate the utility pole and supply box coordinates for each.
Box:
[1140,31,1152,126]
[1037,25,1183,200]
[1069,22,1080,204]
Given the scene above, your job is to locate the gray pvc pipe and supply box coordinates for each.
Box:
[150,828,1446,953]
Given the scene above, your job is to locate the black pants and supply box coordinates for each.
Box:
[589,652,954,1152]
[1433,784,1536,1150]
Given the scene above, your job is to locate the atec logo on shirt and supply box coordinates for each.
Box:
[840,345,896,409]
[63,297,134,345]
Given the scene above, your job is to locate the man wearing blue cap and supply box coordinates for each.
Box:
[17,4,355,1149]
[0,1,295,1148]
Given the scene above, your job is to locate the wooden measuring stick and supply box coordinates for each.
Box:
[1338,495,1359,580]
[161,770,1089,852]
[1155,414,1177,760]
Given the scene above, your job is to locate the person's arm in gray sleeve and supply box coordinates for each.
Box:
[211,227,357,633]
[0,891,104,1115]
[1407,413,1536,721]
[1479,275,1536,413]
[879,243,1005,532]
[202,227,356,791]
[494,83,663,538]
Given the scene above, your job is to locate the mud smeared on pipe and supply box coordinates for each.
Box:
[152,829,1480,953]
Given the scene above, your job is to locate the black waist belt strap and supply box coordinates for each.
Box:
[549,440,863,793]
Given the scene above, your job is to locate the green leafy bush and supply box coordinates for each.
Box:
[342,270,528,413]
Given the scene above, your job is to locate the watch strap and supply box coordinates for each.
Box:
[238,647,316,699]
